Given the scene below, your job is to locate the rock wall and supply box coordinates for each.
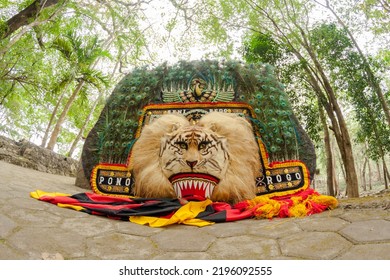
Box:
[0,135,79,177]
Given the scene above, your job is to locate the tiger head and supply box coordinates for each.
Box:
[159,124,229,200]
[130,112,261,203]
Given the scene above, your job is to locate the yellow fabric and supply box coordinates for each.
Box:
[30,189,338,227]
[245,196,281,219]
[57,203,85,211]
[311,194,339,209]
[30,190,85,211]
[246,192,339,219]
[30,189,70,199]
[289,196,309,217]
[130,199,214,227]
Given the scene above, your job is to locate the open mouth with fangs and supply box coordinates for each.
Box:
[169,173,220,201]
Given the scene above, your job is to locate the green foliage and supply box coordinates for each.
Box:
[0,20,7,38]
[360,0,390,35]
[309,23,353,62]
[309,23,390,159]
[0,0,152,157]
[242,18,389,161]
[199,14,228,45]
[242,30,321,146]
[0,31,58,135]
[378,49,390,66]
[243,32,285,66]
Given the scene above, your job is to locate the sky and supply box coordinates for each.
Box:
[137,0,244,65]
[136,0,383,67]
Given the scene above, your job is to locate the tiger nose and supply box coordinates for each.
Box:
[186,160,198,168]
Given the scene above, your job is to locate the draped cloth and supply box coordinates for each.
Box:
[30,188,338,227]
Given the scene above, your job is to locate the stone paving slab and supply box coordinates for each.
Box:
[340,220,390,243]
[279,231,352,259]
[0,161,390,260]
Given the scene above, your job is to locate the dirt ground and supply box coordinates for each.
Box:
[338,189,390,209]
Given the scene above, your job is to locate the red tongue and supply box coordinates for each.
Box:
[169,173,219,201]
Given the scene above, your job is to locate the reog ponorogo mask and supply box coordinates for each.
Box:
[32,60,337,226]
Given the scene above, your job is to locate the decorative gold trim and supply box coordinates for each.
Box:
[91,102,310,199]
[91,163,134,198]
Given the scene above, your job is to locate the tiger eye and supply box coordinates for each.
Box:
[178,143,188,149]
[198,141,210,150]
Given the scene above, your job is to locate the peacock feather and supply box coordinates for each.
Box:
[81,60,316,181]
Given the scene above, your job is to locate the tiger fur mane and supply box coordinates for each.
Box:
[129,112,261,203]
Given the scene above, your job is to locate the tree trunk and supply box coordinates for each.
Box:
[376,161,382,183]
[295,47,358,197]
[281,14,360,197]
[368,158,372,190]
[302,34,359,198]
[46,80,85,151]
[67,49,119,157]
[1,17,55,55]
[332,151,339,196]
[247,0,359,197]
[383,156,390,189]
[362,157,367,192]
[41,86,70,147]
[319,102,335,196]
[41,102,60,148]
[67,96,100,158]
[1,0,60,40]
[338,125,359,197]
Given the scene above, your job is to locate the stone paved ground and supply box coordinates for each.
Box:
[0,160,389,260]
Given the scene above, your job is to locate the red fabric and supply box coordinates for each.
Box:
[34,188,337,224]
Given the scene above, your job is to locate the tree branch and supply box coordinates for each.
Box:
[2,0,62,40]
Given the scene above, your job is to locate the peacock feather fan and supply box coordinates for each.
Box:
[80,60,316,183]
